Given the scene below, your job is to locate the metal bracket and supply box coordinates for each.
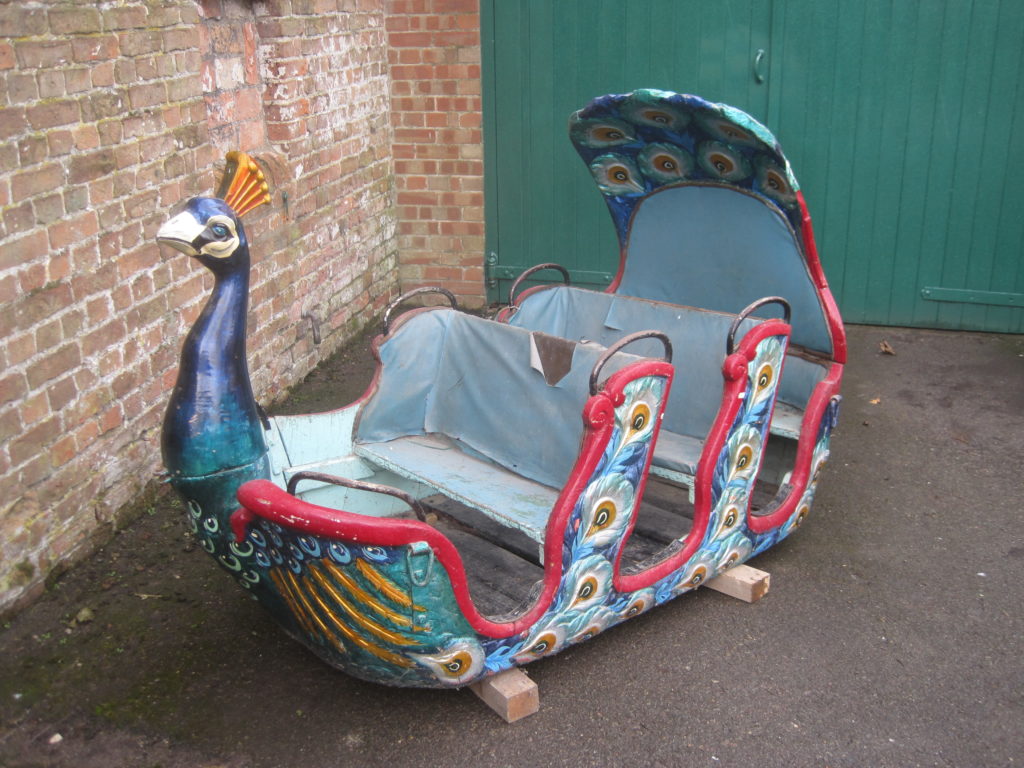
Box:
[405,541,435,587]
[301,312,322,344]
[920,286,1021,308]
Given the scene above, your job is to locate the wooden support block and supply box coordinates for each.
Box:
[469,668,540,722]
[705,563,770,603]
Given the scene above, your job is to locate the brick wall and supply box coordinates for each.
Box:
[0,0,464,616]
[386,0,484,308]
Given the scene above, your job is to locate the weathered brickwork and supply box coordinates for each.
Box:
[385,0,484,307]
[0,0,493,616]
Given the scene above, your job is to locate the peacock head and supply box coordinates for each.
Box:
[157,152,270,275]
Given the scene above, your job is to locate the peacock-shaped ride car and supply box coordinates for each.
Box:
[156,90,844,689]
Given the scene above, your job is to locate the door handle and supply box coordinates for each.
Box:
[753,48,767,84]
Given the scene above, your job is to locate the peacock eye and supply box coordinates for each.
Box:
[577,578,596,601]
[767,174,782,190]
[629,402,651,434]
[711,153,734,173]
[687,565,707,587]
[211,223,230,238]
[736,445,753,469]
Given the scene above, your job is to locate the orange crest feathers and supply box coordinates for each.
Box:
[216,151,271,217]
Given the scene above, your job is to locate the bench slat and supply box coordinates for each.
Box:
[355,435,557,545]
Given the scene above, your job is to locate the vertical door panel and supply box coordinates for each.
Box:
[483,0,771,302]
[767,0,1023,331]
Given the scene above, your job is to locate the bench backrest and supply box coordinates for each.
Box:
[620,185,834,356]
[510,286,824,440]
[356,310,647,490]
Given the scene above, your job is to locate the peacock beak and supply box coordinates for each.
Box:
[157,210,204,257]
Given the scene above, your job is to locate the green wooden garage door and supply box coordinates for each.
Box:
[481,0,1024,333]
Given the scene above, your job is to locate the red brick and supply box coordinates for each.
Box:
[72,34,119,62]
[50,435,77,468]
[68,149,116,185]
[0,408,23,444]
[0,231,47,275]
[15,40,73,68]
[0,107,27,140]
[99,404,124,435]
[12,163,63,201]
[128,82,167,110]
[104,6,148,30]
[97,119,123,146]
[90,61,115,88]
[118,29,162,57]
[47,376,77,412]
[3,201,33,236]
[49,7,102,35]
[9,417,62,466]
[26,344,82,390]
[25,100,80,130]
[207,23,244,55]
[34,319,63,352]
[0,373,27,406]
[162,28,194,52]
[389,31,434,48]
[0,6,46,37]
[49,211,98,250]
[199,0,224,19]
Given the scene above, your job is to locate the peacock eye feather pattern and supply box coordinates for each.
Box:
[638,142,694,184]
[746,335,787,413]
[695,111,767,149]
[615,587,655,620]
[569,89,806,248]
[574,472,636,552]
[570,117,640,149]
[697,141,752,182]
[412,639,486,686]
[755,156,799,208]
[621,90,692,132]
[589,154,646,197]
[709,487,747,542]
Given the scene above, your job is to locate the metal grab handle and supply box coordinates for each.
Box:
[508,263,571,307]
[753,48,767,84]
[382,287,459,336]
[286,471,427,522]
[726,296,792,355]
[589,330,673,395]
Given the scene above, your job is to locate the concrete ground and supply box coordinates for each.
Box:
[1,324,1022,767]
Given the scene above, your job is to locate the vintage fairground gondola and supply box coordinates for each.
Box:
[156,90,844,690]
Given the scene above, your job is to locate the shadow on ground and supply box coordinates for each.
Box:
[1,324,1022,767]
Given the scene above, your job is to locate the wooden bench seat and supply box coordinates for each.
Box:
[355,433,557,544]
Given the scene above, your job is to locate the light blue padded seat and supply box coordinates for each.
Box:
[354,310,661,544]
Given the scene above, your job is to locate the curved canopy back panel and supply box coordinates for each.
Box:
[569,89,838,356]
[621,185,832,355]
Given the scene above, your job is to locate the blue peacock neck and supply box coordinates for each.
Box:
[161,220,268,481]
